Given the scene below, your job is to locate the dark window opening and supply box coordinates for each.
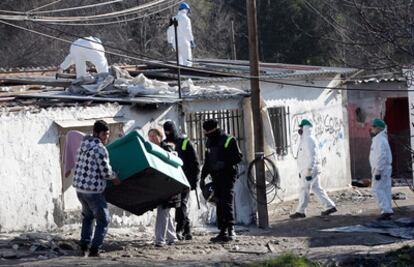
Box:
[268,106,289,156]
[185,109,244,162]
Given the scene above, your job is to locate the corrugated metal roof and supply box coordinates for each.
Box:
[55,117,126,128]
[345,72,406,84]
[195,59,357,75]
[17,91,181,105]
[192,59,357,85]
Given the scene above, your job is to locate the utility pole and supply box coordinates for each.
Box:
[231,20,237,60]
[246,0,269,228]
[171,18,182,99]
[170,18,185,145]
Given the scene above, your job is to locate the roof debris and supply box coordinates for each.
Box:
[0,59,356,111]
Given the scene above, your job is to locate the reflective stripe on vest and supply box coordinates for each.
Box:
[224,136,234,149]
[181,138,190,151]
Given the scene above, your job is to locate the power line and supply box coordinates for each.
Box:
[0,0,125,15]
[339,0,411,10]
[44,0,178,26]
[0,9,26,15]
[0,0,178,23]
[29,0,127,15]
[27,0,63,13]
[0,19,412,93]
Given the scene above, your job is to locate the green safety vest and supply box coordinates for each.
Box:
[181,138,190,151]
[224,136,234,149]
[182,136,234,151]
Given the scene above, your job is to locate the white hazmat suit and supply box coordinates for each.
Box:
[60,37,109,79]
[167,9,194,67]
[369,129,393,214]
[295,125,336,214]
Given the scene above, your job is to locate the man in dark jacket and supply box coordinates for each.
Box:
[201,119,243,242]
[163,121,200,240]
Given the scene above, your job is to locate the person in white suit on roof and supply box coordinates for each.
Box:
[167,2,195,67]
[58,36,109,79]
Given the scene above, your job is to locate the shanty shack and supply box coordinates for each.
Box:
[0,60,356,232]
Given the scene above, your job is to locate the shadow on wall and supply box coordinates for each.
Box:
[38,122,59,145]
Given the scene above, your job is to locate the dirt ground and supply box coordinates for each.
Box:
[1,186,414,266]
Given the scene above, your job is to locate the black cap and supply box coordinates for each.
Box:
[163,120,177,132]
[203,119,218,131]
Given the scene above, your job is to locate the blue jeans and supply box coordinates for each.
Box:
[76,192,110,249]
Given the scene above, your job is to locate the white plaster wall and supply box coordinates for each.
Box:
[0,103,192,232]
[260,79,351,202]
[184,78,351,218]
[0,104,124,232]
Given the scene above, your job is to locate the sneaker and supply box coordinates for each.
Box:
[167,240,177,246]
[176,233,184,241]
[155,243,165,248]
[289,212,306,219]
[88,246,100,257]
[228,227,236,241]
[378,213,393,220]
[184,234,193,240]
[321,207,338,216]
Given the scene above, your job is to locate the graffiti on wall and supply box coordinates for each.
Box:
[291,111,344,166]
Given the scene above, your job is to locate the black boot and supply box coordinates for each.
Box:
[88,246,100,257]
[227,226,236,241]
[183,224,193,240]
[210,228,228,243]
[79,241,89,256]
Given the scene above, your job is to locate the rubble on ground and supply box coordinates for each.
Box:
[0,232,79,260]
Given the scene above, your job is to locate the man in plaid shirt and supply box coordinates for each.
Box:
[72,120,121,257]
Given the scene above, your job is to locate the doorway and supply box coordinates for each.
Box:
[384,97,412,180]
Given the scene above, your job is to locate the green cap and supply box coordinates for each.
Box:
[299,119,313,127]
[372,118,386,128]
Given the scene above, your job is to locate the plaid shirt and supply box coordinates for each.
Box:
[72,135,114,193]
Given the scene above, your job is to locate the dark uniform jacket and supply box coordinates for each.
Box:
[167,137,200,190]
[201,129,243,182]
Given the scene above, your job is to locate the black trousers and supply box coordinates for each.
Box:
[213,175,236,230]
[175,188,191,234]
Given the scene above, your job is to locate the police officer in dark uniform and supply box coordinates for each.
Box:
[201,119,243,242]
[163,121,200,240]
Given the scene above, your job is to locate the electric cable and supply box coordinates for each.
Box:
[0,0,177,23]
[44,0,179,26]
[27,0,63,13]
[247,153,281,205]
[0,9,26,15]
[339,0,411,10]
[29,0,127,15]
